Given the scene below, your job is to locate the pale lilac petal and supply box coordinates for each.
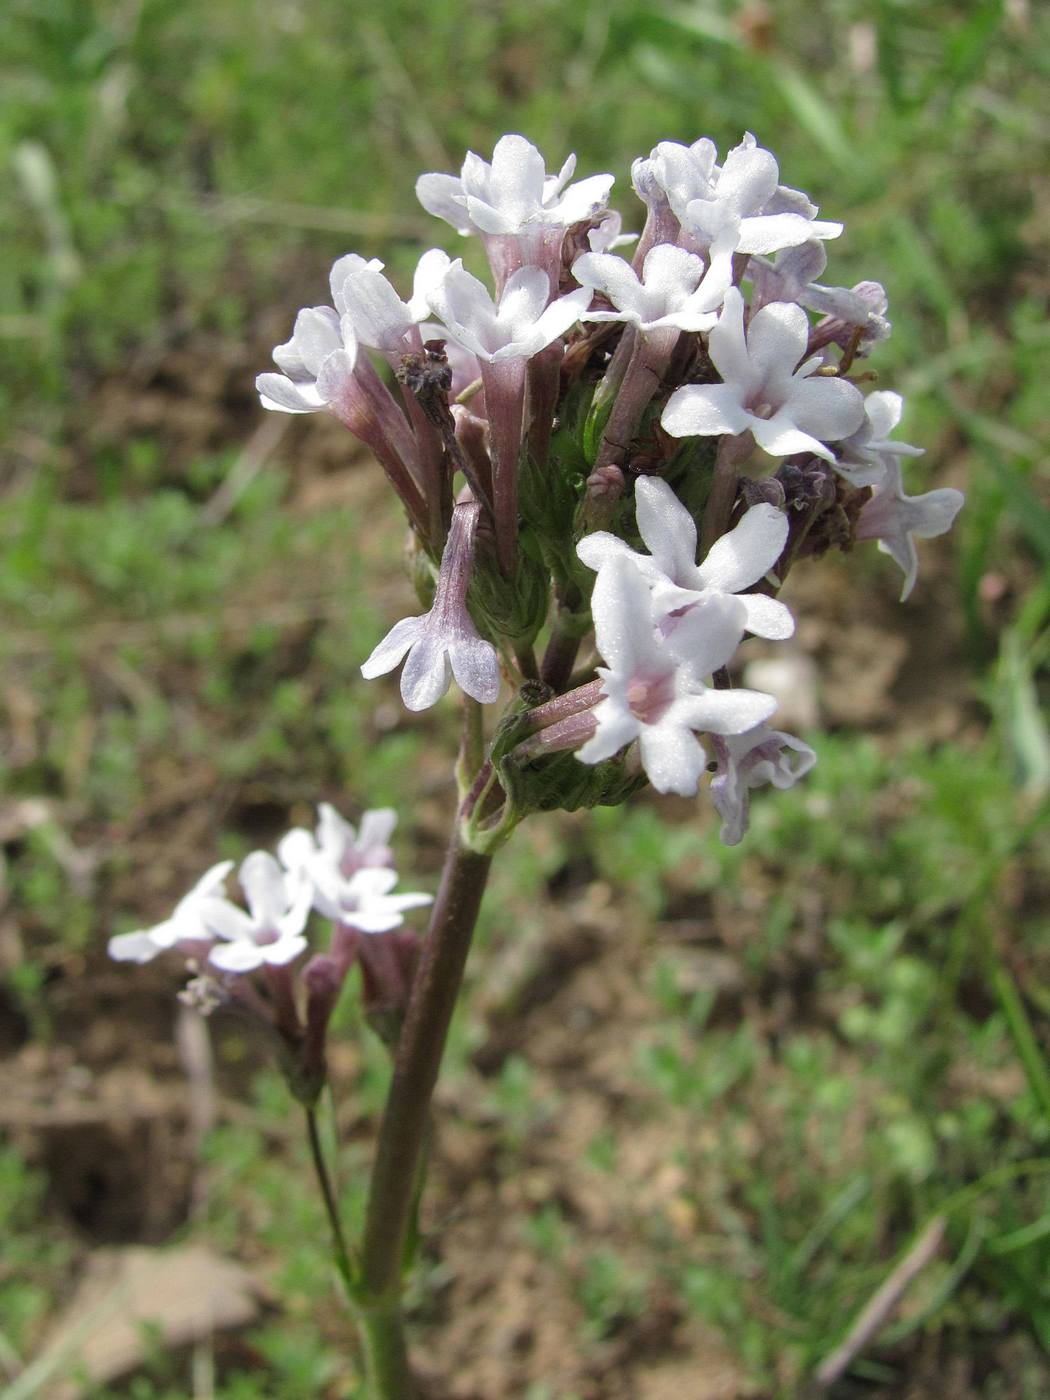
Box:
[203,901,256,943]
[408,249,453,320]
[745,301,810,387]
[633,476,698,583]
[240,851,288,925]
[573,251,643,309]
[108,928,167,963]
[706,287,751,387]
[590,556,661,672]
[314,348,359,404]
[577,702,639,765]
[399,630,452,711]
[791,376,866,442]
[550,172,615,224]
[661,383,750,439]
[638,724,706,795]
[737,592,795,640]
[339,268,413,352]
[208,940,266,974]
[260,935,309,967]
[329,254,384,312]
[356,808,398,854]
[361,615,427,680]
[498,267,554,336]
[665,594,746,678]
[416,173,472,233]
[673,687,778,735]
[736,213,841,254]
[696,503,789,593]
[448,635,502,705]
[256,373,321,414]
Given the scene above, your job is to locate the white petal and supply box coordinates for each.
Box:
[638,724,705,795]
[256,373,320,414]
[208,940,265,974]
[577,702,639,765]
[576,531,636,574]
[277,828,316,874]
[108,929,165,963]
[590,556,662,672]
[633,477,698,584]
[329,254,384,313]
[202,900,255,943]
[791,376,866,442]
[675,686,777,735]
[666,594,747,678]
[661,383,750,439]
[416,173,472,234]
[240,851,288,925]
[449,634,502,704]
[738,592,795,640]
[260,935,308,967]
[697,503,789,592]
[361,615,428,680]
[399,630,452,711]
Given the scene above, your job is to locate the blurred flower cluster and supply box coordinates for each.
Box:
[256,131,962,847]
[109,807,431,1092]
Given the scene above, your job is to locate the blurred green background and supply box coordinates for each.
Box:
[2,1,1050,1396]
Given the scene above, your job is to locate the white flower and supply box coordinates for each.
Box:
[708,725,817,845]
[278,803,397,890]
[336,250,452,354]
[573,243,731,338]
[256,305,358,415]
[855,459,964,600]
[577,556,777,795]
[107,861,234,964]
[277,813,433,931]
[426,260,590,363]
[661,287,865,462]
[836,390,924,486]
[577,477,794,640]
[638,133,841,258]
[204,852,313,974]
[360,500,500,710]
[416,134,613,240]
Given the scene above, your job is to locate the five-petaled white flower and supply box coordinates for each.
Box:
[361,500,501,711]
[577,556,777,796]
[278,803,397,890]
[855,459,964,600]
[426,260,590,364]
[256,305,358,415]
[578,477,794,642]
[417,134,613,242]
[708,725,817,846]
[204,852,313,974]
[637,133,842,259]
[573,243,732,340]
[661,287,865,461]
[108,861,234,964]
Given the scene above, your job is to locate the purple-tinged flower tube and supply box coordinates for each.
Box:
[708,724,817,845]
[108,860,234,964]
[577,556,777,795]
[427,260,590,573]
[578,477,794,641]
[661,287,865,462]
[257,304,430,538]
[416,133,614,291]
[855,459,964,600]
[361,498,501,710]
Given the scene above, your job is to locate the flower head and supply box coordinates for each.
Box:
[661,287,865,461]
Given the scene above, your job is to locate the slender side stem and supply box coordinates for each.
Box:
[359,829,493,1302]
[461,694,485,782]
[305,1107,355,1293]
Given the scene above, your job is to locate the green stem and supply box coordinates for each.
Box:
[305,1107,355,1293]
[354,825,494,1392]
[357,1302,417,1400]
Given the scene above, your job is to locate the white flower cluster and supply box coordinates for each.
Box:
[108,805,431,974]
[254,131,964,843]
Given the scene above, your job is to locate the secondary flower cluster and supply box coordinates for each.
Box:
[256,132,964,844]
[109,807,431,1069]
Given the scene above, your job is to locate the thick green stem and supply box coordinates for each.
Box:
[357,825,493,1328]
[358,1302,417,1400]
